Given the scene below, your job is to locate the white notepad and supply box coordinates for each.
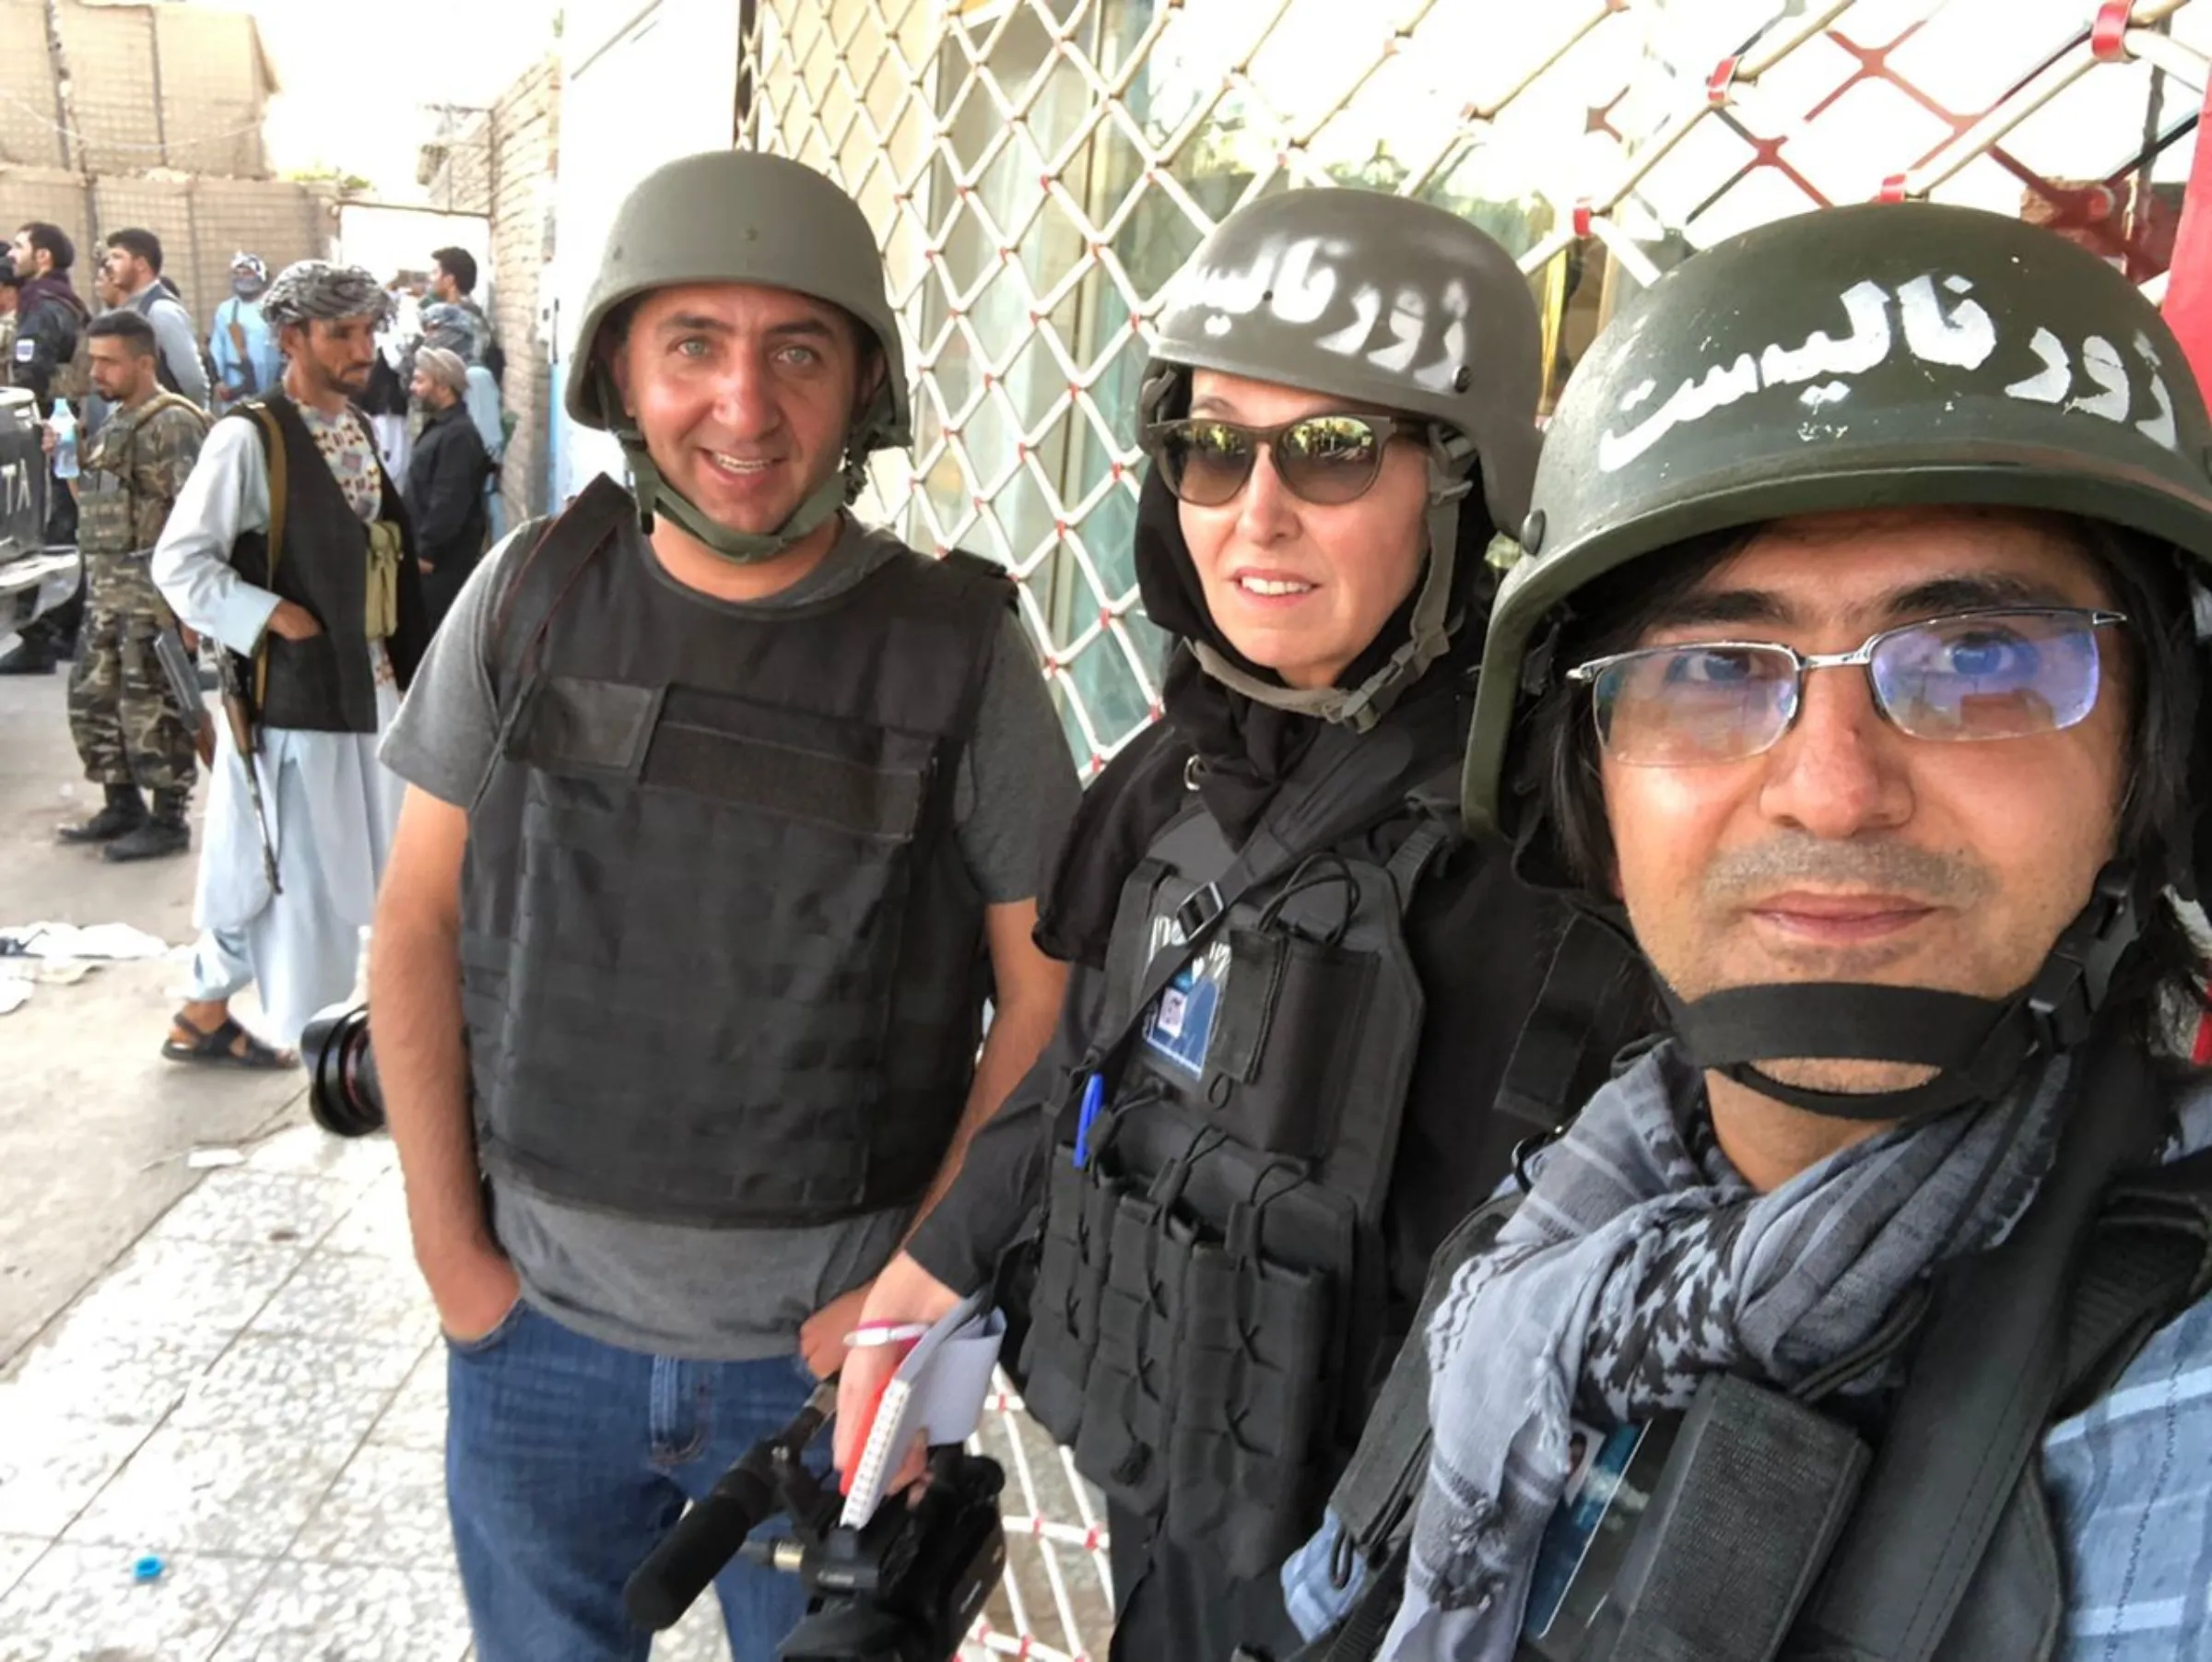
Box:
[839,1291,1006,1527]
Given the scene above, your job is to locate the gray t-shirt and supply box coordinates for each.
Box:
[380,510,1081,1360]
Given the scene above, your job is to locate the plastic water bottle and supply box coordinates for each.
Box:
[50,403,77,481]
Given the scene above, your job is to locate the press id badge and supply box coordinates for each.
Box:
[1140,953,1225,1077]
[1520,1416,1681,1654]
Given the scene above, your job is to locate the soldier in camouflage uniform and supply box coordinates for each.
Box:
[58,310,210,860]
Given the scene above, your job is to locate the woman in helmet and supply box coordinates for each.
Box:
[835,188,1648,1662]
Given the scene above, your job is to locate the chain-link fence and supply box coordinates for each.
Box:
[743,3,2210,1656]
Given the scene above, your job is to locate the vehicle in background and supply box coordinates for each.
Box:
[0,387,77,646]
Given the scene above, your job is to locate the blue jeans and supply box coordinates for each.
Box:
[445,1300,819,1662]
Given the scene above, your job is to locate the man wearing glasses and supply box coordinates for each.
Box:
[1282,202,2212,1662]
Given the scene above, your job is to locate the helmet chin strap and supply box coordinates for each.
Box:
[604,367,879,566]
[1664,863,2145,1122]
[1191,430,1480,732]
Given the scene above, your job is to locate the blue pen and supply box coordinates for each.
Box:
[1073,1073,1106,1169]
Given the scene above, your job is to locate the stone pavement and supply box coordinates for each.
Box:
[0,1121,742,1662]
[0,668,1114,1662]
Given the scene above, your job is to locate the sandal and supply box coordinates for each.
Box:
[161,1012,297,1070]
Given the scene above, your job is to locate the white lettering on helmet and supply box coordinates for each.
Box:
[1897,274,1997,370]
[2006,327,2072,403]
[2132,332,2179,451]
[1596,273,2182,473]
[1181,233,1474,397]
[1758,280,1893,388]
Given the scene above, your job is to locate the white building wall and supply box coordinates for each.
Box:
[547,0,742,505]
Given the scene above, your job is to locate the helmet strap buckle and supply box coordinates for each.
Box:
[2026,862,2141,1054]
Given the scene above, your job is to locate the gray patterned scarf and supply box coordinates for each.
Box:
[1387,1041,2070,1662]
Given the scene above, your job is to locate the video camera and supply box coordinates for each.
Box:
[626,1382,1007,1662]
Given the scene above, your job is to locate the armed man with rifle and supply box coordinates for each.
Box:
[151,260,429,1070]
[54,309,209,863]
[1277,203,2212,1662]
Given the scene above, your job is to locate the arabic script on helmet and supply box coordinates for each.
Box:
[1595,272,2180,474]
[1182,232,1472,396]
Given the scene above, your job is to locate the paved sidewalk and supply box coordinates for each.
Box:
[0,1122,735,1662]
[0,671,1112,1662]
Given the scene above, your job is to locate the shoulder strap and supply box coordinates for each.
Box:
[1491,915,1647,1146]
[2058,1141,2212,1415]
[941,546,1013,597]
[1384,817,1453,914]
[469,474,634,812]
[1791,1039,2168,1662]
[931,544,1017,753]
[135,391,206,430]
[241,401,288,711]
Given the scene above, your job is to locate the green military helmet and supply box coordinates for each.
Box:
[568,149,910,563]
[1464,200,2212,843]
[1138,187,1544,730]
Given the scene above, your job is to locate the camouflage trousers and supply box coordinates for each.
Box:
[67,552,199,794]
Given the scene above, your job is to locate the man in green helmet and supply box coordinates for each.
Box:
[1280,202,2212,1662]
[368,149,1079,1660]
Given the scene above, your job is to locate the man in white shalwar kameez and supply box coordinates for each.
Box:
[152,262,432,1065]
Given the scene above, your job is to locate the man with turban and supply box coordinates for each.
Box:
[150,260,431,1067]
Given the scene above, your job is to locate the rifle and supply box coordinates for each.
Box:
[225,305,255,399]
[151,623,217,770]
[215,647,283,897]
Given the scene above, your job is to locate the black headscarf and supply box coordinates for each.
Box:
[1035,464,1496,967]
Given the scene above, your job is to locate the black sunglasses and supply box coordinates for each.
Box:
[1142,412,1430,508]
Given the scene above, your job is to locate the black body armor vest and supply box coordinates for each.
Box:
[460,480,1007,1228]
[1018,703,1465,1583]
[226,395,428,732]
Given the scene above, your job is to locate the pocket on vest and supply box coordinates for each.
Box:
[1072,1188,1194,1521]
[1022,1149,1126,1443]
[1166,1232,1334,1578]
[1198,925,1380,1162]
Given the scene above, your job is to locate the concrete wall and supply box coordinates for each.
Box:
[49,0,273,178]
[423,54,562,525]
[0,172,333,335]
[0,0,308,335]
[0,0,65,171]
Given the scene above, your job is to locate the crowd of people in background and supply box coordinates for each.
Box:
[2,218,509,1067]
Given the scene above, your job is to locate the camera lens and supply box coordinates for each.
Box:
[303,1001,385,1137]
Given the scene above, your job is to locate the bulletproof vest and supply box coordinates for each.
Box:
[1018,706,1462,1585]
[1298,1039,2212,1662]
[460,478,1007,1229]
[76,392,204,560]
[226,396,428,732]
